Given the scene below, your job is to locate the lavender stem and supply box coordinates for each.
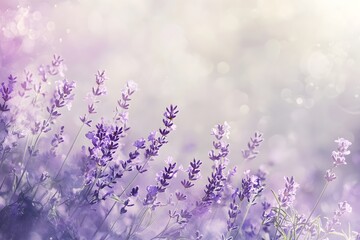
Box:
[296,181,329,240]
[54,122,85,180]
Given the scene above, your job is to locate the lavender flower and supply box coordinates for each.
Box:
[137,105,179,173]
[130,186,139,197]
[143,185,159,206]
[194,230,203,240]
[278,176,299,209]
[93,70,107,96]
[120,138,146,173]
[175,191,187,201]
[202,163,226,202]
[242,220,258,238]
[84,122,123,203]
[0,75,17,112]
[157,161,177,193]
[49,126,65,156]
[40,171,50,182]
[227,198,241,231]
[44,79,76,132]
[80,70,108,127]
[211,121,230,140]
[181,158,202,189]
[324,138,351,182]
[332,138,351,167]
[86,123,122,167]
[261,201,275,234]
[324,169,336,182]
[202,122,230,204]
[209,122,230,161]
[238,170,265,204]
[169,209,192,225]
[18,70,34,98]
[120,199,134,214]
[38,55,65,82]
[114,80,138,126]
[324,201,352,233]
[242,131,264,161]
[144,160,177,205]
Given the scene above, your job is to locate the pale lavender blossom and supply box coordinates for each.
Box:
[332,138,351,167]
[211,121,230,140]
[115,80,138,125]
[324,138,351,182]
[44,78,76,132]
[202,163,226,202]
[324,169,336,182]
[38,55,65,82]
[226,198,241,231]
[143,161,177,206]
[324,201,352,233]
[242,131,264,161]
[181,158,202,189]
[278,176,299,209]
[80,70,108,127]
[238,170,264,204]
[0,75,17,112]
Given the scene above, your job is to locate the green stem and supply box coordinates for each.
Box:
[31,183,41,201]
[92,201,118,239]
[296,181,329,240]
[9,136,31,202]
[151,216,172,240]
[127,207,150,239]
[274,207,288,239]
[150,202,179,239]
[234,202,251,239]
[11,115,51,200]
[54,123,84,180]
[255,218,267,239]
[0,174,7,192]
[101,216,119,240]
[0,151,7,170]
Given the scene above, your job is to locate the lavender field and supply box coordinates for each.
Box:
[1,1,360,239]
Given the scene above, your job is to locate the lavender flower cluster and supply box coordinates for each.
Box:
[0,56,358,240]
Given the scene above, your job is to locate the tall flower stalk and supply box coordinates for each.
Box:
[90,105,179,239]
[297,138,352,239]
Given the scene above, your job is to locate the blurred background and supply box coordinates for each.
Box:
[1,0,360,227]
